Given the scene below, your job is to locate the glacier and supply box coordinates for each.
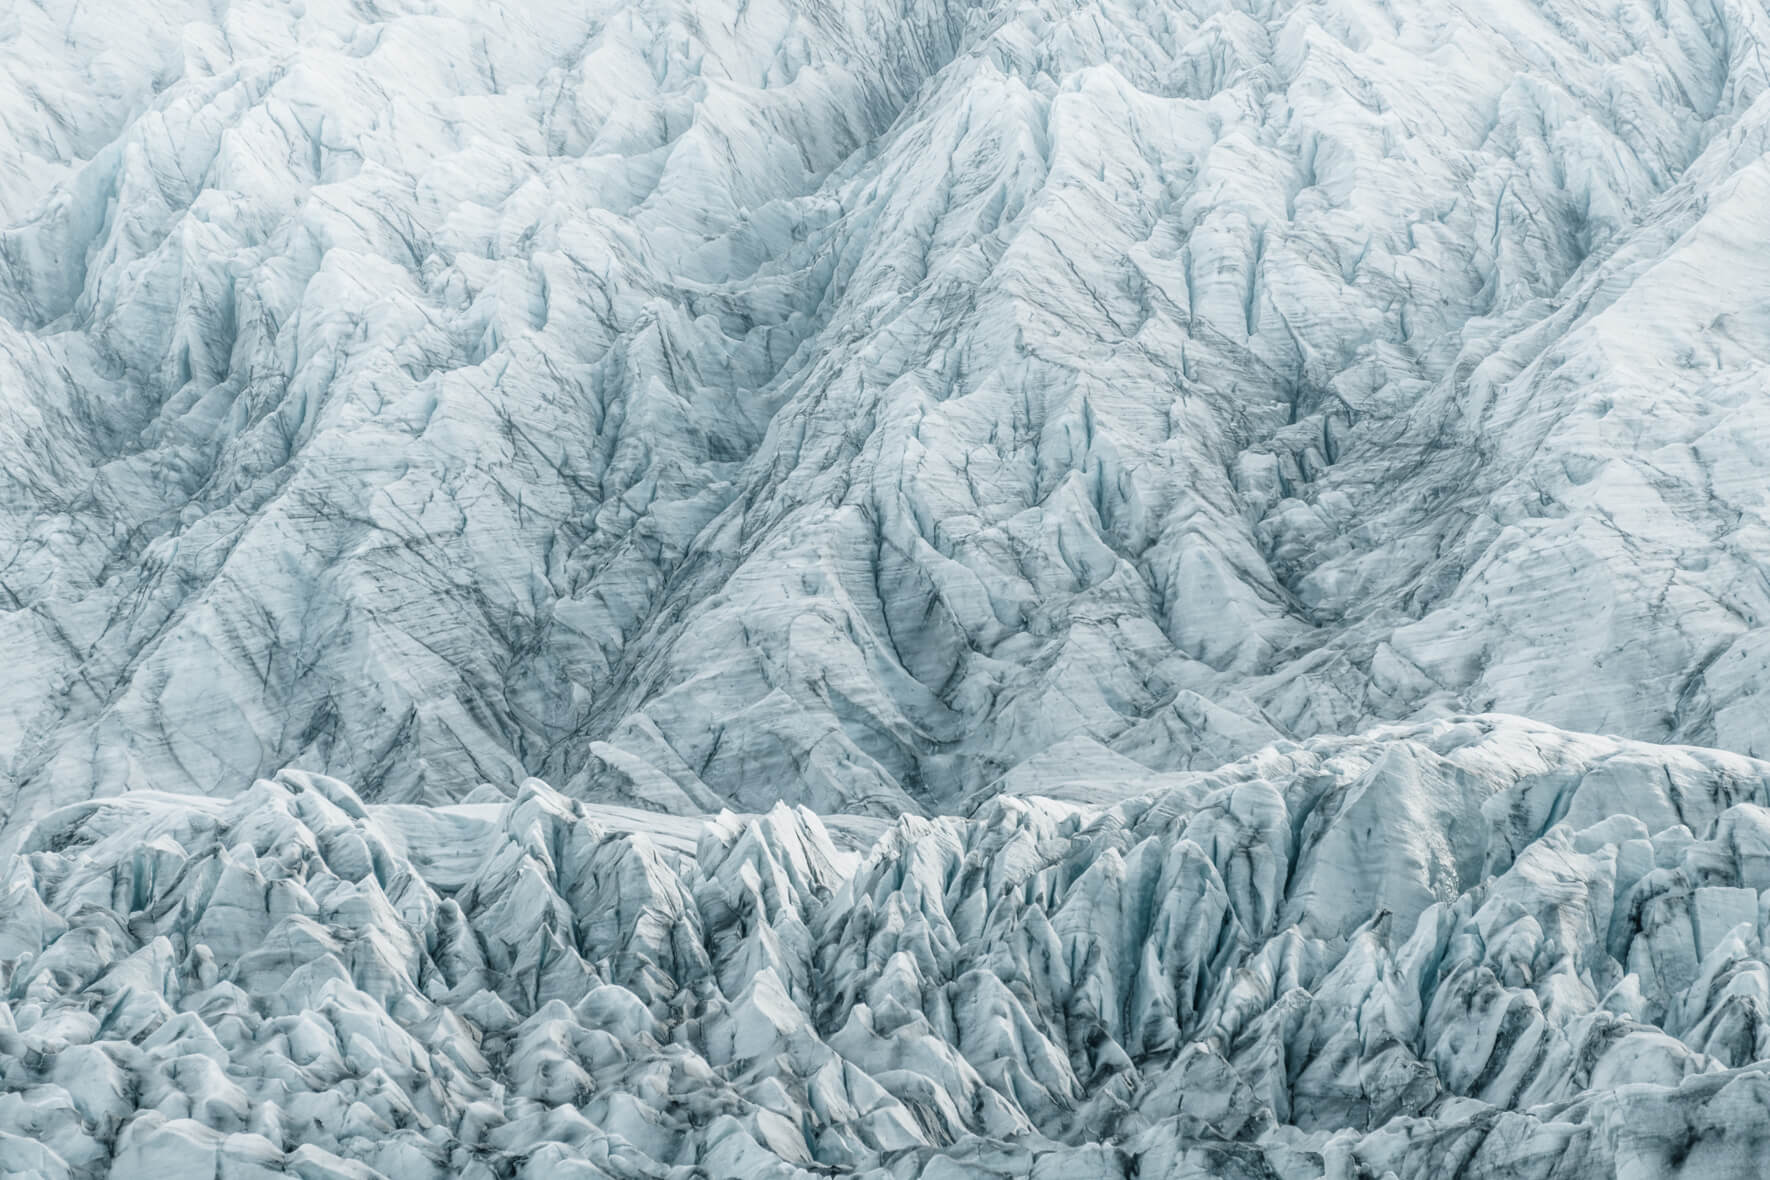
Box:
[6,0,1770,1172]
[10,717,1770,1177]
[3,0,1770,828]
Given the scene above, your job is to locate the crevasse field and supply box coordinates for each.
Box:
[3,0,1770,1174]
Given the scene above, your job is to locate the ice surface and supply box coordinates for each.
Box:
[7,0,1770,1171]
[7,718,1770,1176]
[2,0,1770,836]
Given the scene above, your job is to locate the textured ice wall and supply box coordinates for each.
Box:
[11,718,1770,1176]
[4,0,1770,834]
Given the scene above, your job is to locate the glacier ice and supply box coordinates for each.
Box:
[7,0,1770,1172]
[9,718,1770,1176]
[2,0,1770,829]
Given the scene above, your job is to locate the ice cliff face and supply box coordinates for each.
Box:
[5,0,1770,829]
[13,717,1770,1177]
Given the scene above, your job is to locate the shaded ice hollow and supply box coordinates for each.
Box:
[4,0,1770,1173]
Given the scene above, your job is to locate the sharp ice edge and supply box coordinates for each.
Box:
[3,0,1770,831]
[8,717,1770,1176]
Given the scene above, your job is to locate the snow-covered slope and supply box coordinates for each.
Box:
[12,717,1770,1177]
[4,0,1770,834]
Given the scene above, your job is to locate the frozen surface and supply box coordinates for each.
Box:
[8,0,1770,1171]
[11,717,1770,1175]
[2,0,1770,838]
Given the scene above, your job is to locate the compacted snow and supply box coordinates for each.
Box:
[5,0,1770,1172]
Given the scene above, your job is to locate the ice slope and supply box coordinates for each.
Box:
[4,0,1770,832]
[11,717,1770,1176]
